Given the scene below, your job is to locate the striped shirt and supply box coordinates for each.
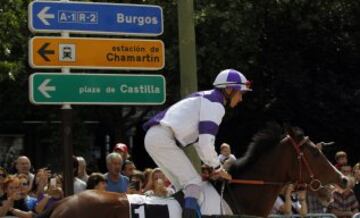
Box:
[143,89,225,168]
[329,190,359,212]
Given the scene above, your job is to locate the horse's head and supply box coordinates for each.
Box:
[285,127,348,191]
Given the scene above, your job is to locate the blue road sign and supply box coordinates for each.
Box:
[28,1,163,36]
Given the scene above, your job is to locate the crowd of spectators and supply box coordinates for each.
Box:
[0,141,359,218]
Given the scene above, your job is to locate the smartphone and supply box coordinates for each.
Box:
[129,181,140,191]
[50,178,56,187]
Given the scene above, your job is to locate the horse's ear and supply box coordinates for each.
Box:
[284,123,295,138]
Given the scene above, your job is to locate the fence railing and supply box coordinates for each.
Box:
[202,213,337,218]
[268,213,336,218]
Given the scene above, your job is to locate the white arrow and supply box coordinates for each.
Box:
[37,7,55,26]
[38,79,56,98]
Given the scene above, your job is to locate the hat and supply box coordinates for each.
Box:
[113,143,128,153]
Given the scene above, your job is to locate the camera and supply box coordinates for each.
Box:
[129,180,140,191]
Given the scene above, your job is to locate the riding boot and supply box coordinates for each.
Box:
[182,197,201,218]
[183,184,201,218]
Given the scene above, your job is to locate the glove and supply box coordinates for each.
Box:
[212,167,232,181]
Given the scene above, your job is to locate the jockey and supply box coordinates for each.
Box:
[143,69,252,218]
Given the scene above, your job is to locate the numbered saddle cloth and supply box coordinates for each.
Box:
[127,182,233,218]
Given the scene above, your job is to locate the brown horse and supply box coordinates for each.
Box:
[39,124,348,218]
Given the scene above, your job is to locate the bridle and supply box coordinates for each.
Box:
[230,134,323,192]
[282,134,323,191]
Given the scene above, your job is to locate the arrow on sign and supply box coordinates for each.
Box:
[38,79,56,98]
[37,43,54,62]
[37,6,55,26]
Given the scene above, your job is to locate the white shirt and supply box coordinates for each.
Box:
[74,177,86,194]
[144,89,225,168]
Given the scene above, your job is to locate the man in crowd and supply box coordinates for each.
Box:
[15,156,34,188]
[328,177,359,218]
[104,152,129,193]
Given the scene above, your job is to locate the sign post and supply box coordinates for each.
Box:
[28,0,165,197]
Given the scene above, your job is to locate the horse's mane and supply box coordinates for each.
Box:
[229,122,283,177]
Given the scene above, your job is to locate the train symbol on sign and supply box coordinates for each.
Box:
[59,44,76,62]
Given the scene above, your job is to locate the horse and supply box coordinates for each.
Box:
[39,124,348,218]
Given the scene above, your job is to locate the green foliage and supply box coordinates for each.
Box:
[0,0,359,164]
[194,0,360,160]
[0,0,31,80]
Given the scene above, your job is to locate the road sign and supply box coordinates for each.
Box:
[29,73,166,105]
[29,37,165,70]
[28,1,163,36]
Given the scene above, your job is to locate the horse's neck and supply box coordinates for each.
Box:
[227,145,292,216]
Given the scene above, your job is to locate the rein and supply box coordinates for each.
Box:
[229,135,323,191]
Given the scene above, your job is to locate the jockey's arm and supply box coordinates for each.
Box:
[196,97,225,169]
[195,134,221,169]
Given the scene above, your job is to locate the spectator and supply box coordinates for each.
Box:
[15,156,35,188]
[86,173,107,191]
[306,185,334,213]
[73,156,86,194]
[218,143,236,170]
[0,175,33,217]
[30,168,51,198]
[0,167,8,197]
[335,151,348,170]
[127,170,145,194]
[122,160,136,178]
[17,174,37,211]
[329,177,359,218]
[104,152,129,193]
[271,184,307,216]
[144,168,175,197]
[340,165,353,177]
[143,168,153,189]
[35,175,64,214]
[113,143,130,162]
[77,156,89,183]
[353,162,360,203]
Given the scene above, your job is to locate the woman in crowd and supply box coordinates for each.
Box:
[30,168,51,198]
[18,173,38,211]
[0,175,33,217]
[144,168,174,197]
[35,175,64,214]
[77,156,89,183]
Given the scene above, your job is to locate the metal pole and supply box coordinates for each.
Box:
[177,0,198,97]
[62,103,73,196]
[61,28,74,196]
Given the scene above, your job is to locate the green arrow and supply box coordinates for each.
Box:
[38,78,56,98]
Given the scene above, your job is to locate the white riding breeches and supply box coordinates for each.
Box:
[144,125,202,191]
